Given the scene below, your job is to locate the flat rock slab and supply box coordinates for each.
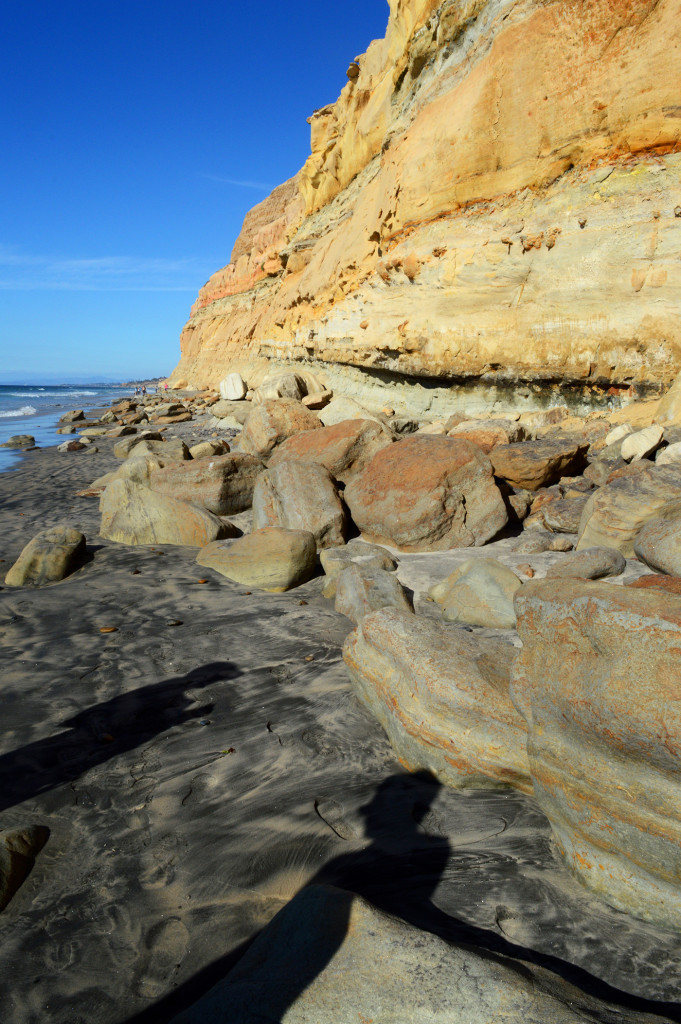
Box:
[513,579,681,930]
[544,546,626,580]
[150,453,263,515]
[343,608,530,791]
[171,884,666,1024]
[100,479,229,547]
[269,418,394,484]
[197,527,317,592]
[1,435,35,448]
[344,435,508,552]
[490,439,589,491]
[5,526,87,586]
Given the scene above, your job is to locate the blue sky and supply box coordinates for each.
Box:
[0,0,388,382]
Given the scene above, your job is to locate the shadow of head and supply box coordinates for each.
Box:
[358,770,442,845]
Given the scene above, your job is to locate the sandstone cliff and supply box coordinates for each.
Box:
[170,0,681,399]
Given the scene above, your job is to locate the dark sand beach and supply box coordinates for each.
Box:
[2,418,681,1023]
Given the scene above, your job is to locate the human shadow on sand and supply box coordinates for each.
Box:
[124,769,681,1024]
[0,661,240,814]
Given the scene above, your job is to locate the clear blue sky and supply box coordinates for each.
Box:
[0,0,388,382]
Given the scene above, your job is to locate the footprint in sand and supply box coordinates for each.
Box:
[314,798,358,840]
[134,917,189,999]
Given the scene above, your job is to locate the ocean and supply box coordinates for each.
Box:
[0,383,132,472]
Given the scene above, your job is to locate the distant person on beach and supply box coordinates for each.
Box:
[141,385,146,396]
[164,383,168,391]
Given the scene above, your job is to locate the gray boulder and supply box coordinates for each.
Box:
[545,546,626,580]
[335,564,413,625]
[197,527,317,592]
[252,460,347,549]
[5,526,87,586]
[634,516,681,576]
[149,453,263,515]
[100,480,229,547]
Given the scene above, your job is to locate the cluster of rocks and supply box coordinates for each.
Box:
[7,370,681,938]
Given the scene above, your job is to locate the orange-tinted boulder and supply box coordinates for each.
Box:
[344,436,507,552]
[490,439,589,492]
[149,453,263,515]
[268,418,393,483]
[239,398,321,457]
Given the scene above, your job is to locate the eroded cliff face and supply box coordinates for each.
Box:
[170,0,681,395]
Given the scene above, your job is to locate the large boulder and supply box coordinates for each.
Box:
[79,454,166,497]
[343,608,530,790]
[210,399,250,424]
[634,516,681,577]
[344,436,507,552]
[429,557,522,629]
[239,399,321,458]
[268,418,394,484]
[252,372,307,403]
[335,564,413,625]
[100,480,229,547]
[544,546,626,580]
[512,579,681,929]
[149,453,263,515]
[169,884,657,1024]
[318,395,383,427]
[490,439,589,491]
[197,527,317,592]
[219,372,247,401]
[125,437,190,462]
[5,526,87,586]
[252,460,347,549]
[0,434,35,449]
[577,463,681,556]
[447,418,525,453]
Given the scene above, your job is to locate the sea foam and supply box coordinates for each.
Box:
[0,405,37,418]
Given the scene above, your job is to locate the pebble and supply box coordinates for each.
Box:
[99,626,118,634]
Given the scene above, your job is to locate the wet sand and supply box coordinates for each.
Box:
[1,428,681,1023]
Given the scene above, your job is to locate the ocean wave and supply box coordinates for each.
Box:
[7,390,98,398]
[0,405,37,418]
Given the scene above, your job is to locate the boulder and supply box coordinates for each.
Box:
[100,480,229,547]
[252,460,347,549]
[490,439,589,491]
[604,423,633,446]
[537,495,590,534]
[80,454,166,497]
[169,885,652,1024]
[219,372,247,401]
[517,406,569,434]
[343,608,530,790]
[544,546,626,580]
[59,409,84,423]
[655,369,681,425]
[318,396,383,427]
[112,431,164,458]
[119,437,190,462]
[447,418,525,453]
[210,399,250,424]
[188,440,230,460]
[320,538,397,598]
[620,424,663,462]
[5,526,87,586]
[197,527,316,592]
[0,435,34,448]
[252,372,308,404]
[335,564,413,625]
[0,827,50,912]
[268,418,394,484]
[344,436,507,552]
[634,516,681,577]
[656,440,681,466]
[149,453,263,515]
[240,399,321,458]
[106,424,137,438]
[429,557,522,629]
[301,389,333,409]
[512,579,681,929]
[577,463,681,556]
[57,440,88,452]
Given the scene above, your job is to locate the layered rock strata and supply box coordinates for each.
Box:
[170,0,681,401]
